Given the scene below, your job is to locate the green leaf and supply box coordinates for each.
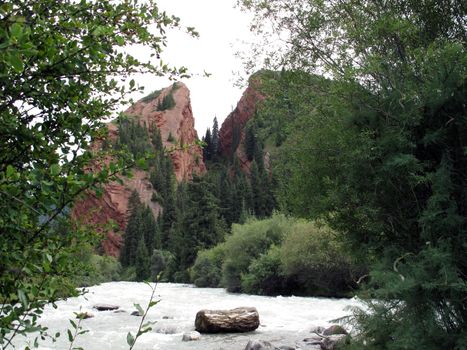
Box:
[7,52,24,72]
[18,289,28,307]
[10,23,22,38]
[67,329,73,342]
[6,164,15,177]
[115,36,125,45]
[134,303,144,316]
[126,332,135,346]
[148,300,160,308]
[50,164,61,176]
[136,158,147,169]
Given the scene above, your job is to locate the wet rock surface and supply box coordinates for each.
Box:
[195,307,260,333]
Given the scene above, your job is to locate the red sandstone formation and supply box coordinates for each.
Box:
[124,82,206,181]
[73,82,205,256]
[218,79,264,172]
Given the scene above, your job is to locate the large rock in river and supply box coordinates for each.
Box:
[195,307,260,333]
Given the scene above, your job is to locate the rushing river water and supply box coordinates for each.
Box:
[13,282,362,350]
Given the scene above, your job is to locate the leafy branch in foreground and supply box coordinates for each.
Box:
[126,282,160,349]
[0,0,195,347]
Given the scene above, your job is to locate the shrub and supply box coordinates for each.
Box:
[73,244,122,286]
[241,245,286,295]
[141,89,162,103]
[191,243,225,287]
[221,214,292,292]
[167,132,176,143]
[280,221,364,297]
[157,92,176,111]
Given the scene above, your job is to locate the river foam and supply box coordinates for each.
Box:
[13,282,361,349]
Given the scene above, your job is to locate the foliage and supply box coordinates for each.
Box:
[0,0,193,344]
[177,175,225,274]
[135,238,150,281]
[191,243,226,287]
[120,191,157,281]
[201,213,359,296]
[221,214,291,292]
[241,0,467,348]
[141,89,162,103]
[241,245,284,295]
[150,249,174,281]
[280,221,364,297]
[116,118,153,163]
[73,246,122,287]
[157,92,176,111]
[126,282,159,350]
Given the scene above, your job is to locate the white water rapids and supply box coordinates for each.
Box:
[13,282,362,350]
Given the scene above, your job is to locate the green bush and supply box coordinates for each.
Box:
[194,214,363,297]
[74,249,122,287]
[150,249,175,281]
[191,243,225,287]
[141,89,162,103]
[241,245,286,295]
[157,92,176,111]
[221,214,292,292]
[280,221,364,297]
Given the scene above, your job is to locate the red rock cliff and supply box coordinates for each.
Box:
[218,79,264,171]
[73,82,205,256]
[124,82,206,181]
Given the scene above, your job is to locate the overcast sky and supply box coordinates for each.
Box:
[127,0,255,136]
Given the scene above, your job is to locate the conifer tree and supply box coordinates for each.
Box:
[203,128,212,161]
[245,123,257,161]
[212,117,219,158]
[141,206,157,254]
[178,176,225,270]
[120,191,143,267]
[135,237,150,281]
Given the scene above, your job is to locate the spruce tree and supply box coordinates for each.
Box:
[178,176,225,270]
[135,237,150,281]
[203,128,212,161]
[141,206,157,254]
[211,117,219,158]
[120,191,143,267]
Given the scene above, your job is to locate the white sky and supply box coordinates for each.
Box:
[126,0,255,136]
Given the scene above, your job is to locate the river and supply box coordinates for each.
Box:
[13,282,362,350]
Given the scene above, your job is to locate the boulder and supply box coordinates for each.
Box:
[93,304,119,311]
[182,331,201,341]
[320,334,348,350]
[322,325,347,336]
[195,307,260,333]
[244,340,277,350]
[131,310,143,317]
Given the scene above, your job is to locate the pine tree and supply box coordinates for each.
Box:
[211,117,219,158]
[203,128,212,161]
[120,191,143,267]
[135,237,150,281]
[141,206,157,254]
[178,175,225,270]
